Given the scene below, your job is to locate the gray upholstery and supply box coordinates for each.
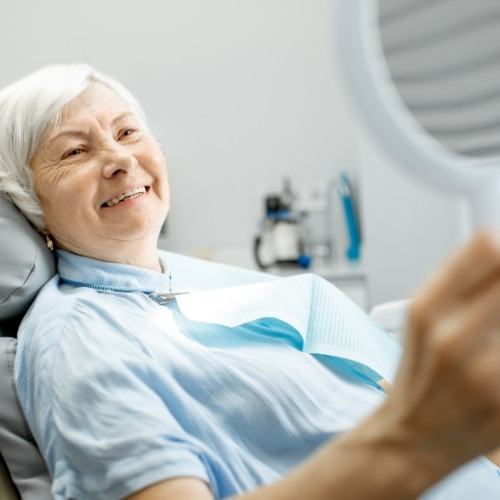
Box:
[0,196,55,327]
[0,452,20,500]
[0,338,53,499]
[0,197,55,499]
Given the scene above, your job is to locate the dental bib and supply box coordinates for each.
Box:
[175,273,402,385]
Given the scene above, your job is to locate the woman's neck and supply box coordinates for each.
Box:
[56,238,162,273]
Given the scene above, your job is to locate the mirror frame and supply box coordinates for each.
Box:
[336,0,500,227]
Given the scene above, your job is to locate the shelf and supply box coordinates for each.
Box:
[262,259,365,281]
[191,246,366,282]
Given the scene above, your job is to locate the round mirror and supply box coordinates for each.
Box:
[337,0,500,228]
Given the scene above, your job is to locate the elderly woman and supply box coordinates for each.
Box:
[1,64,500,500]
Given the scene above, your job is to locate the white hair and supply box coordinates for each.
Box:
[0,63,149,230]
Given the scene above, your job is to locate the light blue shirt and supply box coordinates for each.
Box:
[14,250,500,499]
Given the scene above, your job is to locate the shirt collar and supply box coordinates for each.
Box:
[56,249,172,294]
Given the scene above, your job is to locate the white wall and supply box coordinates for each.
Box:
[358,123,472,306]
[2,0,472,305]
[0,0,358,254]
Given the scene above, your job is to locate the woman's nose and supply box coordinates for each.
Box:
[101,144,138,179]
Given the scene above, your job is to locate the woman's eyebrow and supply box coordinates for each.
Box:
[112,111,136,124]
[48,129,87,145]
[47,112,136,146]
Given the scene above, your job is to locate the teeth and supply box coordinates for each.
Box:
[105,186,146,207]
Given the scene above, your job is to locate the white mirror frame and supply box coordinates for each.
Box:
[336,0,500,229]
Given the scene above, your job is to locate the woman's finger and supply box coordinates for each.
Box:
[402,259,500,387]
[410,276,500,384]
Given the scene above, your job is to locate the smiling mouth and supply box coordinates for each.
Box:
[101,185,150,208]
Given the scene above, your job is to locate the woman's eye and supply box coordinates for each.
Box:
[62,147,83,159]
[118,128,136,139]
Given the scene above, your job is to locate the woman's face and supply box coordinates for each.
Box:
[30,82,170,262]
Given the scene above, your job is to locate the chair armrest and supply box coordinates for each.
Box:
[369,299,410,344]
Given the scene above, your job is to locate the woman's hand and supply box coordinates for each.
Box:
[377,230,500,481]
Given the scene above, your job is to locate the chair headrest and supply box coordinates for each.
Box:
[0,197,56,324]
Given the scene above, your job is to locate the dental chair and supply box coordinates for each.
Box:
[4,1,498,495]
[0,197,55,500]
[0,194,407,500]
